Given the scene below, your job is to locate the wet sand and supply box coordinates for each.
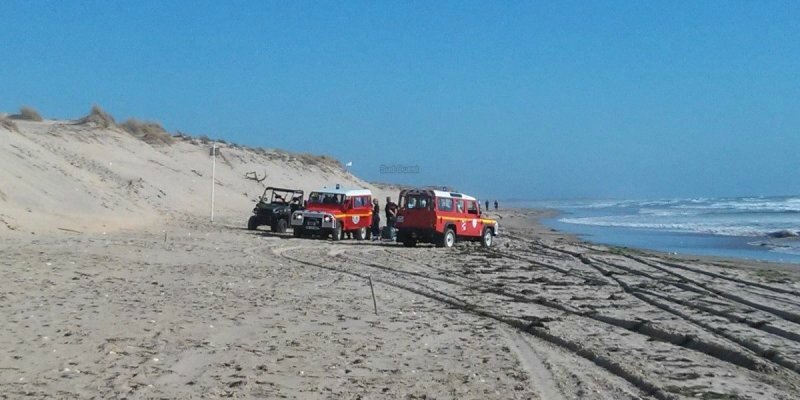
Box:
[2,209,800,399]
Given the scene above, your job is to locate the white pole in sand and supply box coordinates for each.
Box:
[211,142,216,222]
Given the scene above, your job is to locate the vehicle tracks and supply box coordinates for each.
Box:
[260,234,800,399]
[275,244,676,400]
[492,239,800,375]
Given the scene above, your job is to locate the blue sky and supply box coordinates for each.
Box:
[2,1,799,200]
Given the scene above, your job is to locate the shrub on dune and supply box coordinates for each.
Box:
[318,154,342,167]
[0,115,19,132]
[298,153,343,169]
[11,106,43,121]
[120,118,175,145]
[78,105,116,128]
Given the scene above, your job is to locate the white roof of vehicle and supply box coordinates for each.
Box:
[311,188,372,196]
[431,190,477,201]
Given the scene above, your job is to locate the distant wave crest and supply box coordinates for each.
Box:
[558,217,770,237]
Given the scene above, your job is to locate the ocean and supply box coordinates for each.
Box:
[511,196,800,264]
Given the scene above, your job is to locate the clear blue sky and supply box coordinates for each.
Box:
[2,1,799,200]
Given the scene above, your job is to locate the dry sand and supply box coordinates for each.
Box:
[2,120,800,399]
[2,211,800,399]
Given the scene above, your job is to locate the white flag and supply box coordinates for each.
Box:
[345,161,353,167]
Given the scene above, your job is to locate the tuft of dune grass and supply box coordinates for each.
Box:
[0,115,19,132]
[11,106,43,121]
[120,118,175,145]
[78,105,116,128]
[297,153,344,170]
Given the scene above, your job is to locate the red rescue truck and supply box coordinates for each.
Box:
[291,187,373,241]
[395,189,499,248]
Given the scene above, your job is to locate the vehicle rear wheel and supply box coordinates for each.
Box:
[331,226,343,241]
[438,228,455,248]
[354,227,367,240]
[481,228,493,247]
[247,216,258,230]
[293,228,303,238]
[273,219,288,233]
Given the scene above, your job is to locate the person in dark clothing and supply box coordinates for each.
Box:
[494,200,499,211]
[384,196,398,240]
[385,196,398,228]
[371,199,381,241]
[485,200,489,211]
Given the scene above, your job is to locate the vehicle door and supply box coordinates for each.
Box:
[398,192,431,229]
[436,196,457,233]
[465,200,482,237]
[349,195,369,229]
[453,199,472,236]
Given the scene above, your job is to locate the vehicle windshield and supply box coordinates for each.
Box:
[402,194,431,210]
[264,189,303,204]
[308,192,344,205]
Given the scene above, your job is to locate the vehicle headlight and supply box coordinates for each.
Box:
[293,213,303,220]
[323,215,332,222]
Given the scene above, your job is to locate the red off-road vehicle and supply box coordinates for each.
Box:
[395,189,498,248]
[290,187,373,241]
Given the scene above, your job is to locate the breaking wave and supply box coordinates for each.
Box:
[559,217,768,237]
[556,195,800,238]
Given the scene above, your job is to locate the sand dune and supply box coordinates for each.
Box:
[0,119,393,234]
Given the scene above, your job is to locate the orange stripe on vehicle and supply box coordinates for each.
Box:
[332,213,372,218]
[438,216,496,223]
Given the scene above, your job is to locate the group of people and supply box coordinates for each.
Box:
[485,200,498,211]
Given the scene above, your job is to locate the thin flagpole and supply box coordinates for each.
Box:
[211,142,216,222]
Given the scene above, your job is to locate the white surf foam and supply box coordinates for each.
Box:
[559,216,777,237]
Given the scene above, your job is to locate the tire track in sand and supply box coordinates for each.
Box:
[504,328,566,400]
[273,244,675,400]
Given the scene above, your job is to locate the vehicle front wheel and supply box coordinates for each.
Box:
[273,219,288,233]
[331,226,343,241]
[354,227,367,240]
[247,216,259,231]
[438,228,456,248]
[481,228,493,247]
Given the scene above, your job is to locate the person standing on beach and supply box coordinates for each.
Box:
[494,200,498,211]
[385,196,398,228]
[371,198,381,241]
[485,200,490,211]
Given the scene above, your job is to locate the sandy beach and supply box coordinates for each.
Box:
[3,120,800,399]
[2,208,800,399]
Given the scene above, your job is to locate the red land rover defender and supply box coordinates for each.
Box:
[395,189,499,248]
[291,187,373,241]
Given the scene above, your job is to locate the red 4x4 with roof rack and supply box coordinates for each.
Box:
[290,186,373,241]
[395,189,498,248]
